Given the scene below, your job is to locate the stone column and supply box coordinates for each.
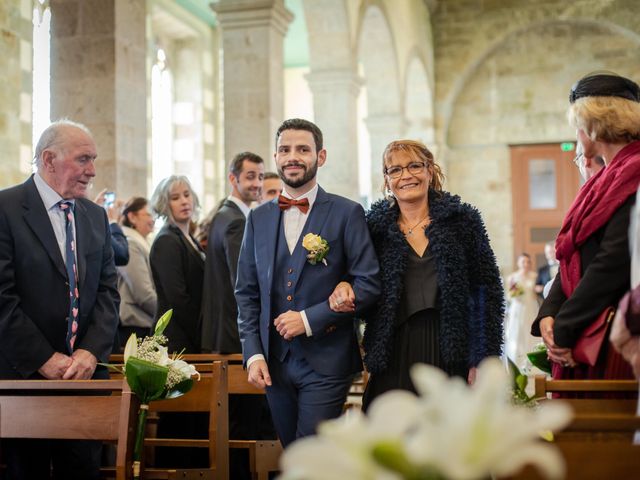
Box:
[306,68,362,201]
[213,0,293,167]
[365,113,408,202]
[49,0,146,199]
[0,0,33,188]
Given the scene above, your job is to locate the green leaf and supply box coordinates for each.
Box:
[164,378,194,399]
[154,309,173,336]
[527,348,552,374]
[125,357,169,403]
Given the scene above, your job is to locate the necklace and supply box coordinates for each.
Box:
[399,213,429,236]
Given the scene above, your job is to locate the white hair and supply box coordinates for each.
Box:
[34,119,93,168]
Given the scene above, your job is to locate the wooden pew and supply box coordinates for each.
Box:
[111,360,229,480]
[0,379,137,480]
[169,355,282,480]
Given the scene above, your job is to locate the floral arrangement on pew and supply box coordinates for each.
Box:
[279,358,572,480]
[112,309,199,480]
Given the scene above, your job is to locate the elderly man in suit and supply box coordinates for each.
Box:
[235,118,381,447]
[201,152,264,353]
[0,119,119,479]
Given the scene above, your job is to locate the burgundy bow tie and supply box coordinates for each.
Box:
[278,195,310,214]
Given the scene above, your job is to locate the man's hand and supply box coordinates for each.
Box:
[247,359,272,389]
[62,349,98,379]
[540,316,576,367]
[274,310,305,340]
[38,352,73,379]
[328,281,356,313]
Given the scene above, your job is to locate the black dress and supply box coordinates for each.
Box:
[363,243,468,410]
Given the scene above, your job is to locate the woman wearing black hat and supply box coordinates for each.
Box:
[532,73,640,387]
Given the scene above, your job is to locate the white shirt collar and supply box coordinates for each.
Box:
[227,195,251,218]
[280,183,319,210]
[33,172,74,210]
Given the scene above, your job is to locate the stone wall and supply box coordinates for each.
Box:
[433,0,640,272]
[0,0,33,188]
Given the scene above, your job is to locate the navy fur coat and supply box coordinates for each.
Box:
[362,189,504,374]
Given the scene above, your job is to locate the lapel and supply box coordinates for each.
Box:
[290,186,332,279]
[21,177,67,280]
[174,224,205,269]
[260,201,281,290]
[74,200,91,288]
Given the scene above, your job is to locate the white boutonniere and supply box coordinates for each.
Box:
[302,233,329,266]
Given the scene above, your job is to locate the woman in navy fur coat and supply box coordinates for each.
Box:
[329,140,504,410]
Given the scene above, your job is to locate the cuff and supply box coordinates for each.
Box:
[247,354,265,369]
[300,310,313,337]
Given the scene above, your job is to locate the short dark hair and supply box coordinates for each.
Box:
[264,172,280,180]
[229,152,264,177]
[275,118,323,152]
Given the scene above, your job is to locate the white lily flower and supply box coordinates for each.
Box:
[123,333,137,363]
[168,358,200,380]
[279,358,572,480]
[280,414,402,480]
[156,345,170,366]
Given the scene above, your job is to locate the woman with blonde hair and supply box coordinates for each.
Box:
[533,73,640,384]
[330,140,504,409]
[149,175,205,354]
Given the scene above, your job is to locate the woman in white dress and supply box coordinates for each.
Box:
[504,253,540,369]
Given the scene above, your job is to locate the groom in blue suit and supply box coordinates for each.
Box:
[235,119,381,446]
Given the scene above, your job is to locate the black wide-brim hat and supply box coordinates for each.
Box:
[569,73,640,103]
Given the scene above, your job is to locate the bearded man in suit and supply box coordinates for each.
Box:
[235,118,381,447]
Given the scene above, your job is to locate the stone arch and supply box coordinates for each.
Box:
[404,50,434,146]
[443,18,640,147]
[356,2,404,201]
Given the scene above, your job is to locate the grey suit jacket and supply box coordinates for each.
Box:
[201,199,246,353]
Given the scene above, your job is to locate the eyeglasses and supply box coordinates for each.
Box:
[572,153,584,166]
[384,162,426,179]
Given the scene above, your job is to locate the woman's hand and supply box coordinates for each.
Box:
[540,316,576,367]
[328,281,356,313]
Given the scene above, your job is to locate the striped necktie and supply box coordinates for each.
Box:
[58,201,79,352]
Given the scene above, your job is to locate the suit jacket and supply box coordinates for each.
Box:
[0,176,119,379]
[536,264,552,288]
[118,226,156,329]
[110,223,130,266]
[201,199,246,353]
[533,195,635,347]
[150,223,204,353]
[235,186,381,376]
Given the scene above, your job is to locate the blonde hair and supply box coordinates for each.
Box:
[150,175,200,222]
[382,140,445,194]
[568,96,640,144]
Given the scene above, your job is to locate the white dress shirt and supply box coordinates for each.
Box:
[33,172,77,264]
[227,194,251,219]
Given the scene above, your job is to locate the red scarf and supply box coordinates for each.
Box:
[556,140,640,297]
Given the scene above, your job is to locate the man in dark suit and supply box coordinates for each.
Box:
[236,118,381,447]
[535,241,559,298]
[201,153,269,479]
[201,152,264,353]
[0,120,120,479]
